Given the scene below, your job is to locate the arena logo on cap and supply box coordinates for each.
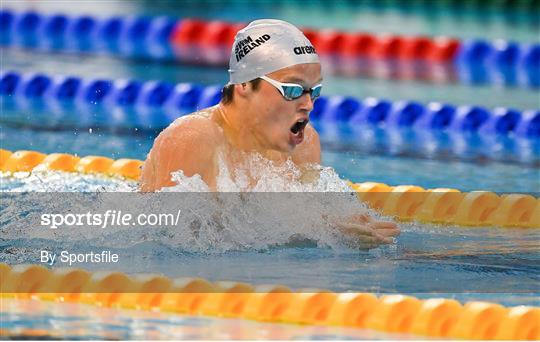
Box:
[293,45,317,55]
[235,34,271,62]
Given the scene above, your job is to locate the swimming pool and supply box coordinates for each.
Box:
[1,0,539,340]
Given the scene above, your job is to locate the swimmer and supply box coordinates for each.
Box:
[140,19,399,247]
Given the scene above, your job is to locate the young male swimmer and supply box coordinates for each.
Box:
[140,19,399,247]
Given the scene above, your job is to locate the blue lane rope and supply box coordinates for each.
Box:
[1,70,538,139]
[0,10,176,59]
[1,9,539,88]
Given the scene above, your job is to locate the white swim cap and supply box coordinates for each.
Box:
[228,19,320,84]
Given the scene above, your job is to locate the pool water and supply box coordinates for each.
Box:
[1,173,539,308]
[1,298,412,340]
[1,124,538,192]
[1,0,539,339]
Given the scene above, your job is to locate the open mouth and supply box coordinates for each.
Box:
[290,118,309,135]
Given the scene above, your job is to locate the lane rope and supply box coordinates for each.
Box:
[2,71,538,139]
[1,10,539,87]
[1,263,538,340]
[1,148,538,228]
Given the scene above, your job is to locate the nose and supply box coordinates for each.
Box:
[297,92,315,112]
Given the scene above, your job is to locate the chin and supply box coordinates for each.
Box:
[273,142,293,154]
[285,143,297,153]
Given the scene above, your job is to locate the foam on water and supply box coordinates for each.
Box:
[158,152,376,251]
[165,152,354,192]
[0,170,137,192]
[2,155,539,301]
[1,153,382,252]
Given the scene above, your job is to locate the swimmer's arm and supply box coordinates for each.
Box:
[291,126,400,247]
[140,119,218,191]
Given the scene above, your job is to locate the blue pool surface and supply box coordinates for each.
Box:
[1,124,538,193]
[1,174,539,308]
[1,0,539,339]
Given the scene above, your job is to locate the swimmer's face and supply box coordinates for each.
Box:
[248,63,322,152]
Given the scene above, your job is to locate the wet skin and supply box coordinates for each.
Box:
[140,63,400,247]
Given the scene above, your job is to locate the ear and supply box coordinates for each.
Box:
[234,83,251,99]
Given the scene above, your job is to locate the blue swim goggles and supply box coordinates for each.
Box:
[259,75,322,101]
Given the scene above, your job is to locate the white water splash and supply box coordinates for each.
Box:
[1,153,380,252]
[156,152,375,251]
[1,170,137,192]
[165,152,353,192]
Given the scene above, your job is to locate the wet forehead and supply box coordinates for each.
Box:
[270,63,322,86]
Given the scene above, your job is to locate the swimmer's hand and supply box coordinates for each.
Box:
[331,214,400,249]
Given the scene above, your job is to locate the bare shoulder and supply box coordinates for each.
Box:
[140,110,224,191]
[292,124,321,165]
[166,111,224,142]
[149,114,223,161]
